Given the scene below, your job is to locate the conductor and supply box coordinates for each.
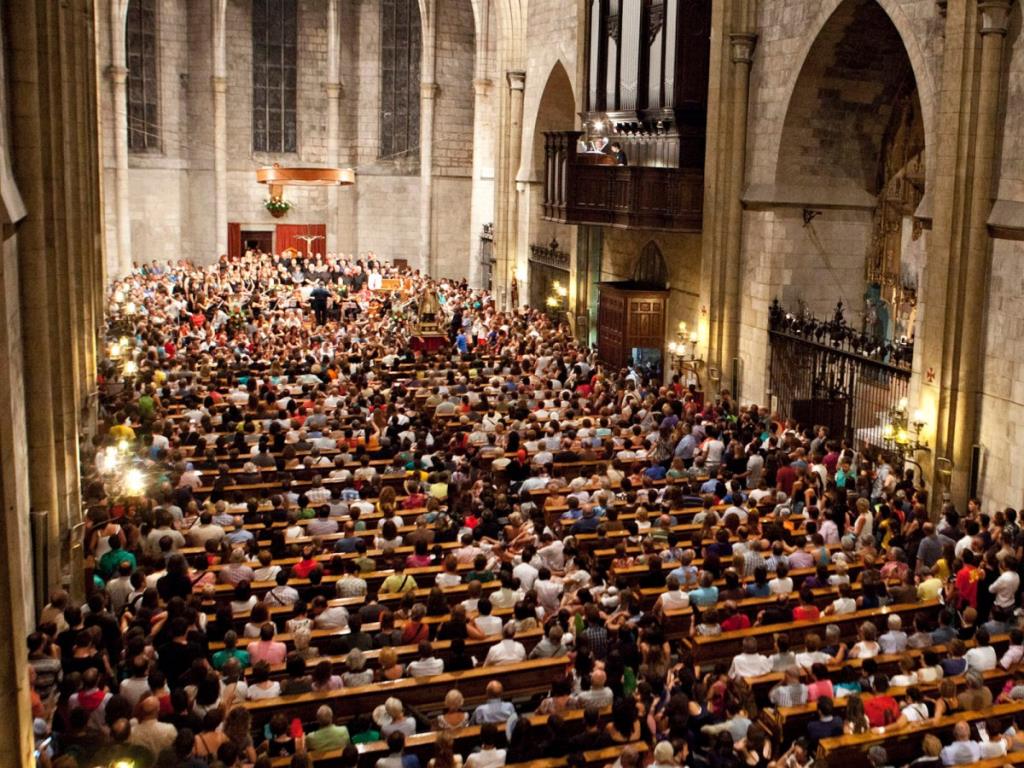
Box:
[310,282,330,325]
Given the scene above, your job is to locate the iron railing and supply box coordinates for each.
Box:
[767,300,912,447]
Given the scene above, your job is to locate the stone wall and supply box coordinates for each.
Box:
[736,0,944,405]
[976,4,1024,510]
[98,0,484,269]
[601,228,703,370]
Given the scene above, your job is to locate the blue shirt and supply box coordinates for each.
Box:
[688,585,719,607]
[675,434,697,459]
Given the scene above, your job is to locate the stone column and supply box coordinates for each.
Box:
[212,0,228,257]
[948,0,1012,500]
[419,81,438,274]
[921,0,1013,509]
[504,70,526,304]
[419,0,438,275]
[468,76,493,288]
[109,0,131,276]
[326,0,342,253]
[718,32,756,396]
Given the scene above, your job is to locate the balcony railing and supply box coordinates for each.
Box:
[542,131,703,232]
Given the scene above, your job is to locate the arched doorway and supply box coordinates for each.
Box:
[525,61,577,315]
[768,0,923,444]
[775,0,925,335]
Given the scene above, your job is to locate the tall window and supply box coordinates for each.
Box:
[252,0,298,154]
[379,0,421,161]
[126,0,159,151]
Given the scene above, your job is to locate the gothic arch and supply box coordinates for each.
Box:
[633,241,668,288]
[524,59,576,183]
[770,0,934,196]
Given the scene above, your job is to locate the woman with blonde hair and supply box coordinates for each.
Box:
[378,646,405,681]
[436,689,470,730]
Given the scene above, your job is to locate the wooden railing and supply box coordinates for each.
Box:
[542,131,703,232]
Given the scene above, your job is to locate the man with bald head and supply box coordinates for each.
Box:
[471,680,518,732]
[940,720,981,765]
[127,695,177,758]
[572,668,613,709]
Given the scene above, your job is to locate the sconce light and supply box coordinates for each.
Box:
[882,399,930,457]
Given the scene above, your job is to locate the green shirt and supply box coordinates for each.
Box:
[98,548,136,579]
[211,647,250,670]
[306,724,351,752]
[351,728,380,745]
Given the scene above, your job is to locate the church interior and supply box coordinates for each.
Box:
[3,0,1024,766]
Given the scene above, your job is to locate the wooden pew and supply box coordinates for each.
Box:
[244,655,568,730]
[684,600,942,667]
[817,701,1024,767]
[766,666,1013,744]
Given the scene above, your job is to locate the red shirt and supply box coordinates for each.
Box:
[292,558,319,579]
[776,465,797,496]
[793,605,821,622]
[721,614,751,632]
[955,565,981,608]
[864,694,900,727]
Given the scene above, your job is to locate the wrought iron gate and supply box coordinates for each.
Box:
[767,300,912,447]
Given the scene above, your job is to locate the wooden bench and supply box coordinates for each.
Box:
[684,600,942,667]
[767,666,1013,743]
[244,655,568,730]
[817,701,1024,767]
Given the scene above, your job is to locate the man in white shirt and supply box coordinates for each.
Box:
[311,596,349,631]
[512,548,539,591]
[407,641,446,677]
[989,558,1020,610]
[729,637,772,679]
[536,534,565,571]
[965,628,997,672]
[533,568,563,614]
[474,599,503,636]
[484,623,527,666]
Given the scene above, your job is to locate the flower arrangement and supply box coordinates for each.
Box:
[265,196,292,217]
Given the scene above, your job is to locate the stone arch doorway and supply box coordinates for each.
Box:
[525,61,577,316]
[773,0,925,338]
[766,0,924,444]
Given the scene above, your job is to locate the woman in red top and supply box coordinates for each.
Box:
[792,588,821,622]
[863,675,900,727]
[400,603,430,645]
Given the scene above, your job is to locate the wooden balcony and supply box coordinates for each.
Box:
[542,131,703,232]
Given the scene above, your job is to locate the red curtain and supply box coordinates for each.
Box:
[227,222,241,260]
[275,224,327,257]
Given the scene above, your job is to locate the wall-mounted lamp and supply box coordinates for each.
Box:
[882,397,930,457]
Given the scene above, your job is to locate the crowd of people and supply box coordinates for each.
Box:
[25,249,1024,768]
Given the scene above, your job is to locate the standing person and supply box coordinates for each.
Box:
[311,281,330,325]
